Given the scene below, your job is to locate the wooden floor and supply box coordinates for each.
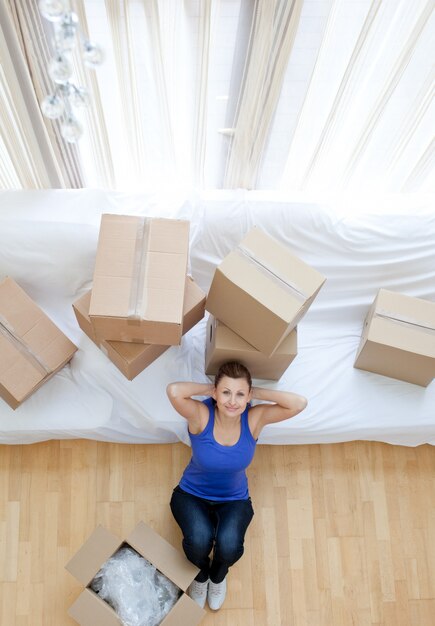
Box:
[0,440,434,626]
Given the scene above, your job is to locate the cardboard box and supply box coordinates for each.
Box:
[205,315,297,380]
[354,289,435,386]
[66,521,205,625]
[73,277,206,380]
[89,215,190,345]
[205,227,325,356]
[0,277,77,409]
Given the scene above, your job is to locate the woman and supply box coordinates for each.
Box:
[167,361,307,611]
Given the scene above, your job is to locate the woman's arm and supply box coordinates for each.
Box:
[166,382,214,428]
[249,387,307,437]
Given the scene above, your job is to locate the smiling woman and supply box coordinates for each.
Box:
[166,360,307,611]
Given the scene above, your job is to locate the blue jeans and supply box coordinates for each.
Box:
[170,485,254,583]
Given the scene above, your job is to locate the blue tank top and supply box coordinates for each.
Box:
[179,397,257,501]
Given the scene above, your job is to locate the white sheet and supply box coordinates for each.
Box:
[0,190,434,446]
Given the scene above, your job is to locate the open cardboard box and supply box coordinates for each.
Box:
[0,277,77,409]
[89,215,190,345]
[73,277,205,380]
[354,288,435,386]
[66,522,205,625]
[205,314,297,380]
[206,227,325,356]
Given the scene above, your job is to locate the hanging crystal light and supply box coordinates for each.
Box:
[38,0,104,143]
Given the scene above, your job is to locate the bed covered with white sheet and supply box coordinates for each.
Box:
[0,190,434,446]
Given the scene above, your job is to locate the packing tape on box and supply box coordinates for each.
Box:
[128,217,150,322]
[0,314,52,376]
[235,244,307,301]
[375,309,435,335]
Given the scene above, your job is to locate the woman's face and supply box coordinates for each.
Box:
[213,376,251,419]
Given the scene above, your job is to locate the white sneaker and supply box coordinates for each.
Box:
[188,579,209,608]
[207,578,227,610]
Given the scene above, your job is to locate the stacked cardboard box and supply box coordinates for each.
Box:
[0,277,77,409]
[205,227,326,380]
[89,214,191,344]
[73,214,205,380]
[354,288,435,386]
[205,315,298,380]
[66,521,205,625]
[74,277,206,380]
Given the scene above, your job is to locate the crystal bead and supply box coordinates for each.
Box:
[82,42,104,68]
[70,86,90,108]
[48,54,73,84]
[40,94,64,119]
[55,12,79,51]
[60,116,83,143]
[38,0,65,22]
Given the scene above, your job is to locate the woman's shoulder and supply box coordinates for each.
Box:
[246,402,262,440]
[188,397,213,436]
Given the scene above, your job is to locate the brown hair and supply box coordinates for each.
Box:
[214,361,252,390]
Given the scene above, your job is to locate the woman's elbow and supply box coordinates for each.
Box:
[296,396,308,414]
[166,383,177,399]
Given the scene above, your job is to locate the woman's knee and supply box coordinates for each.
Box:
[214,532,245,564]
[183,528,214,557]
[214,501,253,562]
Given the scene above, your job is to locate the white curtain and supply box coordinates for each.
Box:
[78,0,434,193]
[1,0,433,193]
[223,0,305,188]
[78,0,233,189]
[0,0,85,188]
[276,0,435,193]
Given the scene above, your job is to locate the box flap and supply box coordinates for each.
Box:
[65,526,122,585]
[211,315,297,354]
[73,291,92,319]
[72,292,96,343]
[0,333,45,398]
[369,289,435,358]
[212,316,254,351]
[219,251,303,322]
[127,521,199,592]
[235,227,325,298]
[68,588,121,626]
[0,277,77,402]
[375,288,435,329]
[184,276,206,313]
[369,317,435,358]
[160,593,206,626]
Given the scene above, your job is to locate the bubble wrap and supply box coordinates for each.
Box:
[90,545,181,626]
